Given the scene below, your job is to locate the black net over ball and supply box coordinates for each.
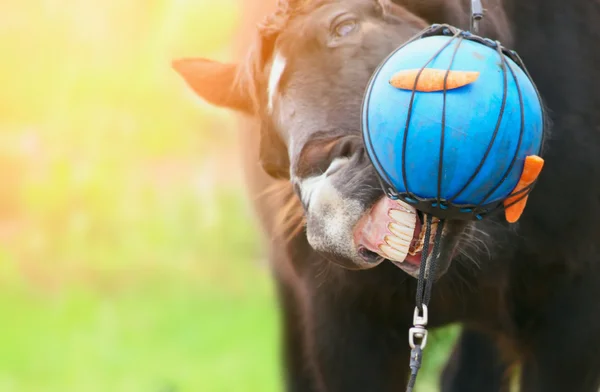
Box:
[361,24,548,222]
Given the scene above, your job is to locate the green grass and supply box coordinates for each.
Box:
[0,189,282,392]
[0,280,281,392]
[0,283,280,392]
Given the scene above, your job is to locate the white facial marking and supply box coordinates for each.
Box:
[299,174,323,207]
[298,157,349,208]
[268,52,286,113]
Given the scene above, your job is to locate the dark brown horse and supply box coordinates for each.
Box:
[173,0,600,391]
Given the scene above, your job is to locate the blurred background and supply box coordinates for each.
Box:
[0,1,456,391]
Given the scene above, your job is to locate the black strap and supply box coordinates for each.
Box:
[406,218,445,392]
[406,345,422,392]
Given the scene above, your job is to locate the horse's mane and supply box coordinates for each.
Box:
[257,179,306,242]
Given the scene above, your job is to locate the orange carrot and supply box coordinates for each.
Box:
[389,68,480,92]
[504,155,545,223]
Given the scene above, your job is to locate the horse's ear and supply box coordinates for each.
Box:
[172,58,254,114]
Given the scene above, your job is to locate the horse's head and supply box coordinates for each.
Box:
[174,0,509,278]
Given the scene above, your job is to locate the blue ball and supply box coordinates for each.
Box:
[361,33,544,216]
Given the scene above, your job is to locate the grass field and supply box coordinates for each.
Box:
[0,1,457,391]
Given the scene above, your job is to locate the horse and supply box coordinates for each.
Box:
[172,0,600,390]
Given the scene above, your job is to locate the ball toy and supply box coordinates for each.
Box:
[361,25,546,222]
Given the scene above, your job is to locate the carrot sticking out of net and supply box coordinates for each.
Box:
[504,155,545,223]
[389,68,480,92]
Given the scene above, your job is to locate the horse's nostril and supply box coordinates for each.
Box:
[358,246,382,264]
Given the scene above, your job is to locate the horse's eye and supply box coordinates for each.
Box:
[333,19,357,37]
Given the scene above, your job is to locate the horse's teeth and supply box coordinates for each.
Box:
[394,200,415,213]
[385,234,410,249]
[408,242,424,256]
[381,205,416,262]
[408,220,438,256]
[421,222,438,240]
[379,244,407,262]
[388,223,414,241]
[388,209,416,227]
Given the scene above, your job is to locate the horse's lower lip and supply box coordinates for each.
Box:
[390,259,420,274]
[405,252,424,265]
[393,247,432,268]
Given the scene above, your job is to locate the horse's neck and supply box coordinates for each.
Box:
[505,0,600,112]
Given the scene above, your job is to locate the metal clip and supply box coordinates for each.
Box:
[413,304,428,327]
[409,305,429,349]
[409,326,428,349]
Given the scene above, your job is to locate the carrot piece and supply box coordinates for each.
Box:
[504,155,545,223]
[389,68,480,92]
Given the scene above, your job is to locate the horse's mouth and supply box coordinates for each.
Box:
[353,196,443,276]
